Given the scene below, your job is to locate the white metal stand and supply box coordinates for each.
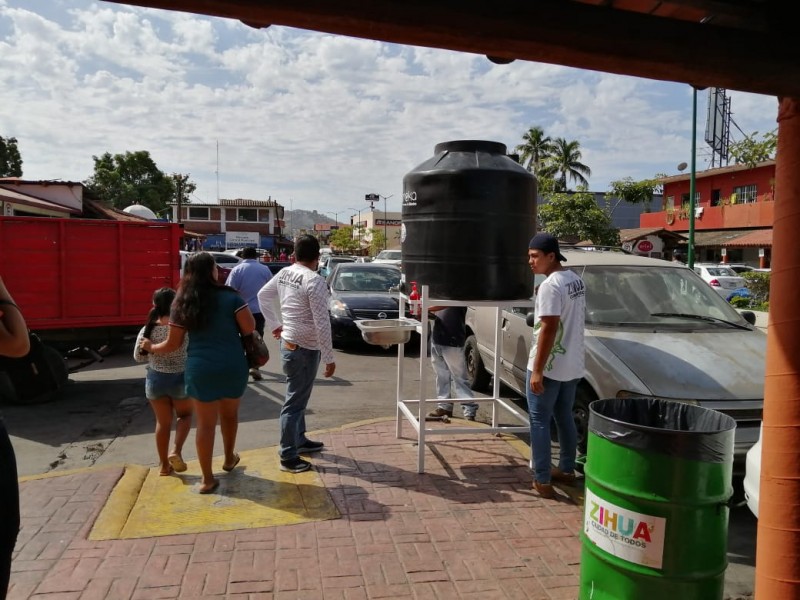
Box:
[395,284,532,473]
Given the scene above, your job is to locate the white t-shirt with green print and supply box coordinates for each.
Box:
[527,269,586,382]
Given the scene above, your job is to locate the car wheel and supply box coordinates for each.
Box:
[574,385,593,456]
[465,335,491,393]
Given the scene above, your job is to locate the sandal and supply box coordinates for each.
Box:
[198,479,220,494]
[222,453,241,472]
[159,466,174,476]
[168,455,188,473]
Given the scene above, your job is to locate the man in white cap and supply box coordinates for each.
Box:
[526,233,585,499]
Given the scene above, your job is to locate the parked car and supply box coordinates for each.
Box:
[693,263,747,299]
[720,263,771,274]
[372,249,402,267]
[464,248,765,469]
[266,261,293,275]
[743,423,762,518]
[207,251,242,284]
[319,255,356,278]
[327,263,410,348]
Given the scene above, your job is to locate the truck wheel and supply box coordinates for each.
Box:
[574,385,593,456]
[18,345,68,405]
[465,335,491,393]
[0,372,19,405]
[43,344,69,388]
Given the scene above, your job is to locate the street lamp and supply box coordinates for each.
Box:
[324,211,339,228]
[379,194,394,250]
[347,207,362,242]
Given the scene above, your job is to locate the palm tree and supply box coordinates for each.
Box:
[543,138,592,191]
[515,126,553,175]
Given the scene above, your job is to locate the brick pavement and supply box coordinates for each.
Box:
[9,419,583,599]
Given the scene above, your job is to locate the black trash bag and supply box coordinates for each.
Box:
[589,397,736,463]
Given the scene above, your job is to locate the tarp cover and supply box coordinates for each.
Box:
[589,397,736,463]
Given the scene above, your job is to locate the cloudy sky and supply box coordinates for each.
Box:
[0,0,780,217]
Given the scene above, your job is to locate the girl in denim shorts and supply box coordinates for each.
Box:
[134,288,192,475]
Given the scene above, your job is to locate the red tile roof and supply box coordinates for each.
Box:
[724,228,772,248]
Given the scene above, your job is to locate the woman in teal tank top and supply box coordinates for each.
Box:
[140,252,256,494]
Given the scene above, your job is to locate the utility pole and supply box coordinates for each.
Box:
[688,87,698,269]
[347,206,362,245]
[379,194,394,250]
[176,176,183,224]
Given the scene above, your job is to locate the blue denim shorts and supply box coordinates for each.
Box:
[145,368,188,401]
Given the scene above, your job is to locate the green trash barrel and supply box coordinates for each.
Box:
[579,397,736,600]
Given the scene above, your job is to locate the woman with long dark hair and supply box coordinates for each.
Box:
[134,287,192,476]
[140,252,255,494]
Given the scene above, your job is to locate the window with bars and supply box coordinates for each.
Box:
[733,184,757,204]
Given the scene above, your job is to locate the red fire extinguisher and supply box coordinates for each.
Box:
[409,281,420,317]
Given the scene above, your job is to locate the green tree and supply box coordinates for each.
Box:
[606,176,664,215]
[369,228,386,256]
[171,173,196,208]
[0,136,23,177]
[538,189,619,246]
[329,225,360,253]
[515,126,553,176]
[84,151,190,215]
[728,130,777,168]
[542,138,591,191]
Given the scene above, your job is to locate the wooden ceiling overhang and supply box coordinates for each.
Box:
[104,0,795,98]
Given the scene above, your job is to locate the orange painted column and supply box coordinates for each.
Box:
[755,96,800,598]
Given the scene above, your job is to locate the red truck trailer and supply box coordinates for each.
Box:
[0,216,182,404]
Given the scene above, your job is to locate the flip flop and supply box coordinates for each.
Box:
[159,466,174,476]
[222,453,241,472]
[198,479,220,494]
[168,455,188,473]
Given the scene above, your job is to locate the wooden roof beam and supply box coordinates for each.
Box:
[104,0,799,97]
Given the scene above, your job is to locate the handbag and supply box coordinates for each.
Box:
[242,331,270,368]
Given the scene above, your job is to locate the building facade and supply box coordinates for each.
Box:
[640,161,774,267]
[170,198,289,251]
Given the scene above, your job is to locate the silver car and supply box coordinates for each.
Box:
[465,249,764,468]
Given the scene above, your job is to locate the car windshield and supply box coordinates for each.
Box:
[331,267,401,292]
[575,265,750,329]
[376,251,401,260]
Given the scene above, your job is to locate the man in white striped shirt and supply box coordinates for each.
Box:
[257,235,336,473]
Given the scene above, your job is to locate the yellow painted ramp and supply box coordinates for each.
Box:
[90,447,339,540]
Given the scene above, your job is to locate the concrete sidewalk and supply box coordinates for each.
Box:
[9,418,583,599]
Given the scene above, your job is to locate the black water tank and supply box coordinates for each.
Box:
[401,140,537,301]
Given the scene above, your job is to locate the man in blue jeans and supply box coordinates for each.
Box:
[426,306,479,421]
[526,233,585,499]
[257,235,335,473]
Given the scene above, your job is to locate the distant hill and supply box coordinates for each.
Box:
[284,209,336,237]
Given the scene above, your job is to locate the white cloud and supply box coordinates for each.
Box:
[0,0,781,214]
